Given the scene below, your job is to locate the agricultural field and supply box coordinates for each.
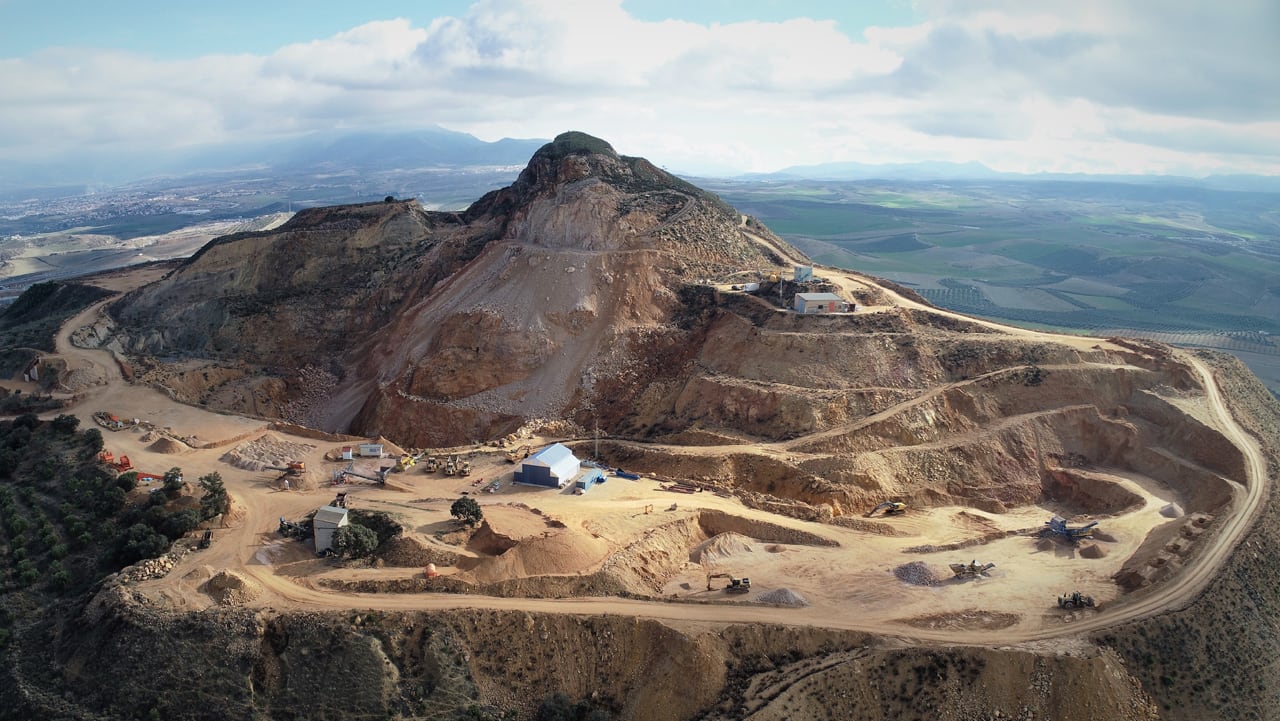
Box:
[707,177,1280,395]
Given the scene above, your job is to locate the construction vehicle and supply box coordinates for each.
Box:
[97,451,134,472]
[1057,590,1097,609]
[506,445,532,463]
[92,411,137,431]
[1043,516,1099,543]
[949,560,996,578]
[278,516,308,539]
[459,459,471,477]
[707,573,752,593]
[333,462,387,486]
[423,455,439,472]
[197,529,213,549]
[332,492,348,508]
[265,461,305,477]
[444,455,458,476]
[867,501,907,517]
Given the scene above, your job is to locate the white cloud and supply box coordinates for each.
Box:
[0,0,1275,177]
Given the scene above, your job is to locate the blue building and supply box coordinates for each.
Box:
[513,443,581,488]
[575,469,605,492]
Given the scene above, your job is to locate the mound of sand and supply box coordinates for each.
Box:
[203,570,262,606]
[464,527,610,583]
[1079,543,1108,559]
[1160,503,1185,519]
[1035,538,1055,551]
[147,436,189,454]
[690,532,754,564]
[894,561,940,586]
[379,535,462,568]
[758,588,809,607]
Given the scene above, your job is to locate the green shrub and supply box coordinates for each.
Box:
[332,524,379,559]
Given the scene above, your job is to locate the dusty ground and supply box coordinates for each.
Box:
[7,252,1263,649]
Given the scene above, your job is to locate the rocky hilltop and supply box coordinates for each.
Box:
[94,132,785,443]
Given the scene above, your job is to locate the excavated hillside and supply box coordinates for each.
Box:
[12,130,1280,720]
[91,132,784,445]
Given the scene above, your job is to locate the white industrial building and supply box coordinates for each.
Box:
[514,443,581,488]
[313,505,350,553]
[794,292,849,313]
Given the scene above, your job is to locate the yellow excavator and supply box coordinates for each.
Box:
[867,501,907,517]
[506,445,532,463]
[707,573,752,593]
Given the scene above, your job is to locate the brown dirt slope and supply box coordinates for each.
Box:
[11,590,1161,721]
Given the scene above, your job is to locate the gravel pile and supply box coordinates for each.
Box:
[204,570,263,606]
[894,561,940,586]
[758,588,809,607]
[220,433,316,472]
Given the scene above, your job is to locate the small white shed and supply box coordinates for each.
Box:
[358,443,384,458]
[313,505,350,553]
[794,292,849,313]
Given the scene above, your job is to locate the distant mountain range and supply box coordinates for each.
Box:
[749,161,1280,193]
[6,126,1278,194]
[2,126,549,191]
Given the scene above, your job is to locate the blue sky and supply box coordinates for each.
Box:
[0,0,1275,177]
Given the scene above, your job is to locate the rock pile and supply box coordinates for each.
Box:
[758,588,809,607]
[221,433,316,472]
[204,570,263,606]
[119,548,189,583]
[894,561,941,586]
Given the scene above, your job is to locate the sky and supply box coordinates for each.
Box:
[1,0,1277,178]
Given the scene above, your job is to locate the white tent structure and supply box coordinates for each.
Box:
[515,443,581,488]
